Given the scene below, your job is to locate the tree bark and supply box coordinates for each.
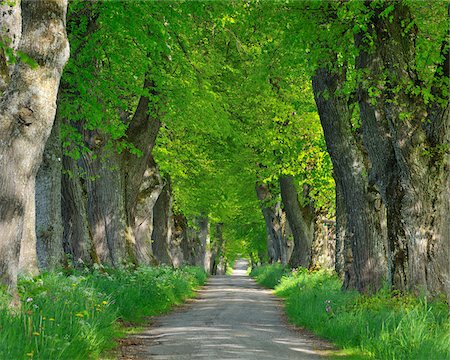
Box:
[123,78,162,265]
[211,223,226,275]
[255,184,281,263]
[61,155,95,265]
[311,217,336,271]
[151,178,173,265]
[35,112,64,270]
[356,2,450,296]
[312,67,388,292]
[279,175,314,268]
[0,0,69,291]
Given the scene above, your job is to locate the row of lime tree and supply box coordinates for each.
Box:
[0,0,449,303]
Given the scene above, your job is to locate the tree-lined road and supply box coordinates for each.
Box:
[121,260,332,359]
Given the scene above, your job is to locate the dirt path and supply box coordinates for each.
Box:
[120,260,334,359]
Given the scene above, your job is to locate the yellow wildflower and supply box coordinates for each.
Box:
[32,332,40,336]
[75,313,84,318]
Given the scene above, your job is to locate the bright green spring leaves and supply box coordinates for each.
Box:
[60,1,335,257]
[152,1,335,257]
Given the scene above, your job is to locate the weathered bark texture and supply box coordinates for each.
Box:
[80,141,128,266]
[199,217,212,272]
[61,155,94,265]
[256,184,282,263]
[312,67,388,292]
[130,157,162,265]
[310,217,336,271]
[151,179,173,265]
[123,79,161,265]
[356,3,450,296]
[177,214,196,265]
[35,112,64,270]
[279,176,314,268]
[189,217,212,272]
[169,211,186,268]
[0,0,69,290]
[334,181,346,278]
[60,77,161,268]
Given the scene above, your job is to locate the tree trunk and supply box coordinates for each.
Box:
[211,223,226,275]
[0,0,69,291]
[311,217,336,271]
[279,175,314,268]
[80,143,128,267]
[356,3,450,296]
[35,112,64,270]
[61,155,95,265]
[255,184,281,263]
[198,217,212,273]
[129,157,163,265]
[312,67,388,292]
[151,179,173,265]
[123,78,161,265]
[334,181,346,278]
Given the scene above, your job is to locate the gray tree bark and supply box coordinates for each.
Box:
[61,155,95,265]
[0,0,69,292]
[151,178,173,265]
[356,3,450,296]
[35,110,64,270]
[312,67,388,292]
[255,184,281,263]
[279,175,314,268]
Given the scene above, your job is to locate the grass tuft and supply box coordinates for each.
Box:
[251,264,450,360]
[0,265,206,359]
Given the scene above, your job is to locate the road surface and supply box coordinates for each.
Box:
[120,259,333,359]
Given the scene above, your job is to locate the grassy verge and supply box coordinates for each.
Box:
[251,264,450,360]
[0,265,207,359]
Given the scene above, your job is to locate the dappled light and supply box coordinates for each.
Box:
[0,0,448,358]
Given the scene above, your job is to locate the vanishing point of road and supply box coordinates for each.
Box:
[121,259,334,359]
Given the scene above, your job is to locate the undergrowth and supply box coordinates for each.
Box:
[0,265,206,359]
[251,265,450,360]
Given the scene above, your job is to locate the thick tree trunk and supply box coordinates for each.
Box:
[61,155,95,265]
[279,175,314,268]
[169,211,186,268]
[311,217,336,271]
[177,214,195,265]
[129,157,162,265]
[255,184,281,263]
[80,144,128,267]
[312,67,388,292]
[356,3,450,296]
[198,217,212,273]
[35,114,64,270]
[211,223,226,275]
[123,79,161,265]
[0,0,69,291]
[151,179,173,265]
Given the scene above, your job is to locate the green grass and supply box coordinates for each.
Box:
[249,263,290,288]
[251,265,450,360]
[0,265,207,360]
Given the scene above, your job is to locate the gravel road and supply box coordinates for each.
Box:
[120,259,333,359]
